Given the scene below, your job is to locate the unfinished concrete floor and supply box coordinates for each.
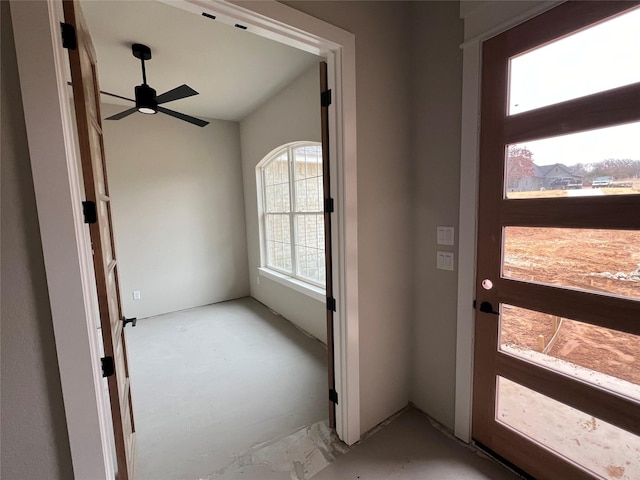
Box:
[126,297,331,479]
[127,297,520,480]
[311,407,521,480]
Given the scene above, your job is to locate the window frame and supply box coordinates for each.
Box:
[257,141,326,291]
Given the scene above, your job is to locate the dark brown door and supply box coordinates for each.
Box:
[320,61,337,428]
[473,2,640,479]
[64,1,136,478]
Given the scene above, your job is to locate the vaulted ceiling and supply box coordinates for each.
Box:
[81,0,319,122]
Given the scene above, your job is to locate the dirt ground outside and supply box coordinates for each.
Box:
[500,227,640,386]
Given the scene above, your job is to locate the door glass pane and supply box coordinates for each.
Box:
[505,122,640,199]
[500,304,640,401]
[503,227,640,301]
[508,7,640,115]
[497,377,640,480]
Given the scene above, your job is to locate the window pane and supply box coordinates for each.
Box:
[500,304,640,400]
[293,145,322,213]
[264,183,290,213]
[508,7,640,115]
[294,214,325,285]
[295,178,322,211]
[263,153,289,187]
[266,214,291,273]
[497,377,640,480]
[503,227,640,301]
[505,122,640,199]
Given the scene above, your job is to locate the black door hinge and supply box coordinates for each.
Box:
[60,22,77,50]
[324,198,334,213]
[321,89,332,107]
[101,356,115,378]
[82,201,97,224]
[326,297,336,312]
[329,388,339,404]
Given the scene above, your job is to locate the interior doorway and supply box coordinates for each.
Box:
[10,0,358,477]
[78,0,337,476]
[473,2,640,479]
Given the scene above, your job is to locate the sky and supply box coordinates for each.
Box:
[508,7,640,166]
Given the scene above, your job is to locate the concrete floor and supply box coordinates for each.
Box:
[311,408,521,480]
[126,297,331,480]
[126,297,520,480]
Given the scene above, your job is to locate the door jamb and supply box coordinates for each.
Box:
[10,1,115,478]
[10,0,359,477]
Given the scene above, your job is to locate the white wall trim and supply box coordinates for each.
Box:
[10,1,115,477]
[454,0,563,444]
[12,2,360,476]
[258,267,326,303]
[455,39,481,444]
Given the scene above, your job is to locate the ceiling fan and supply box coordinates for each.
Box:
[103,43,209,127]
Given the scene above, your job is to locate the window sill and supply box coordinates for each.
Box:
[258,267,326,302]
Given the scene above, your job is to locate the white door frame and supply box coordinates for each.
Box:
[10,1,359,477]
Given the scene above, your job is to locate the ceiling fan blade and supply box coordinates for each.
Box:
[105,107,138,121]
[68,81,135,103]
[157,106,209,127]
[100,90,135,103]
[156,84,199,104]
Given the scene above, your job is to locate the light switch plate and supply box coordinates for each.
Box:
[437,251,455,271]
[437,226,455,245]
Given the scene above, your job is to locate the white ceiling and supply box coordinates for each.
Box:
[80,1,320,122]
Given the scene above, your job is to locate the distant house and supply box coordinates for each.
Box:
[513,163,583,191]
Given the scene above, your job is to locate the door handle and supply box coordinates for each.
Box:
[478,301,500,315]
[123,316,137,327]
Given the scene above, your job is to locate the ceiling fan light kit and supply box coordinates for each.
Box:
[103,43,209,127]
[135,85,158,114]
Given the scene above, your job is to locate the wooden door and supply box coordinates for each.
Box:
[64,1,136,478]
[320,61,337,428]
[473,2,640,479]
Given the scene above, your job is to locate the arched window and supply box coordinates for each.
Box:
[257,142,325,288]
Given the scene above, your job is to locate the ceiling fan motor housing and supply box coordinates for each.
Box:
[135,84,157,114]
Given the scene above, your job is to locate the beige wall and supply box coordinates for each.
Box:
[239,65,326,343]
[1,2,74,477]
[102,105,249,319]
[409,1,464,429]
[285,1,415,434]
